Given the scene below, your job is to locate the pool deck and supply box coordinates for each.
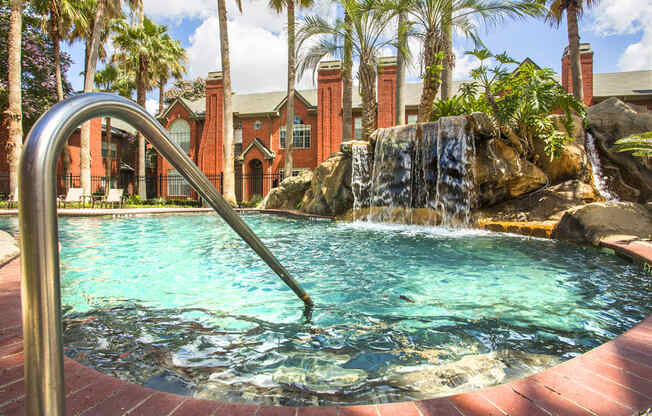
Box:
[0,218,651,415]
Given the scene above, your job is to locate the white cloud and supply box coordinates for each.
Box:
[185,0,335,93]
[143,0,217,21]
[590,0,652,71]
[452,49,479,80]
[146,98,159,115]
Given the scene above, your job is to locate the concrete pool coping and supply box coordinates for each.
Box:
[0,220,651,415]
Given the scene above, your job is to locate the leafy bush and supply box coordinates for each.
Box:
[239,194,263,208]
[430,96,466,121]
[462,48,585,159]
[611,132,652,157]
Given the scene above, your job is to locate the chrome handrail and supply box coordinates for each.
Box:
[18,93,312,415]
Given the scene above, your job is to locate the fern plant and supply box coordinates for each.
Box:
[611,132,652,157]
[430,96,466,121]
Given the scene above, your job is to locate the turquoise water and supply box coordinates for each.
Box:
[0,214,649,405]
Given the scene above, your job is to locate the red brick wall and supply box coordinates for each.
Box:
[377,63,397,128]
[561,49,594,106]
[317,67,343,164]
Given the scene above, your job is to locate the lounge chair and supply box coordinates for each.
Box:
[102,188,126,209]
[7,193,18,209]
[58,187,89,208]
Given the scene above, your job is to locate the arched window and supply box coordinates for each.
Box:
[169,119,191,153]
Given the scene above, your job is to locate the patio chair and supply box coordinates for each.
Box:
[102,188,126,209]
[7,192,18,209]
[58,187,89,208]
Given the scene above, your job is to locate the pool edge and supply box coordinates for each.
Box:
[0,242,651,415]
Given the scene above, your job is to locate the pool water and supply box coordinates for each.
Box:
[0,214,649,405]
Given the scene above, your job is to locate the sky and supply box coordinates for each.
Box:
[62,0,652,115]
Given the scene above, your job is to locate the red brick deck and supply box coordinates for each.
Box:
[2,240,652,415]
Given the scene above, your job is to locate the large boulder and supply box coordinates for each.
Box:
[301,152,354,216]
[552,201,652,245]
[476,179,599,222]
[533,114,591,184]
[261,170,313,210]
[476,138,548,207]
[586,98,652,202]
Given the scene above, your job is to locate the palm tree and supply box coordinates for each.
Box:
[79,0,140,195]
[112,15,167,199]
[398,0,542,121]
[153,35,186,115]
[32,0,86,187]
[5,0,22,197]
[298,0,405,139]
[95,64,135,194]
[545,0,598,103]
[216,0,241,205]
[342,10,353,139]
[440,0,453,100]
[270,0,315,177]
[395,8,408,124]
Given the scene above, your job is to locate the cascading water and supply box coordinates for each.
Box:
[351,116,477,227]
[586,132,618,201]
[351,143,372,220]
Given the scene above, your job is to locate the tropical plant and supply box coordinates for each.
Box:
[429,96,466,120]
[298,0,407,139]
[95,64,134,194]
[545,0,599,103]
[342,10,353,138]
[392,0,543,122]
[152,34,186,114]
[612,132,652,158]
[270,0,315,177]
[217,0,243,206]
[112,15,168,199]
[464,48,585,159]
[4,0,22,197]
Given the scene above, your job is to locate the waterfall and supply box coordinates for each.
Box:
[586,132,618,201]
[352,117,476,227]
[351,144,372,220]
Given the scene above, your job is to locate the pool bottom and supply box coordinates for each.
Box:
[63,303,563,406]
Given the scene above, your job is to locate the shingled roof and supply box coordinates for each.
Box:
[160,70,651,118]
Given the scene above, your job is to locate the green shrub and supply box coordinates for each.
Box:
[611,132,652,157]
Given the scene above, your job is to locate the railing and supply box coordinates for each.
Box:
[17,92,312,415]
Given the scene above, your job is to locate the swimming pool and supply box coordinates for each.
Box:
[0,214,649,406]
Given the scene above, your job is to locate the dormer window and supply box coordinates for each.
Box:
[169,119,191,153]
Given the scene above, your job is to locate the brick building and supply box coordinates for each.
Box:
[1,44,650,201]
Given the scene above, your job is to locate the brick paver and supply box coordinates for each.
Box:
[1,231,651,415]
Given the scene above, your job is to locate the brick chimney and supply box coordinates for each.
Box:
[377,56,397,128]
[561,43,594,106]
[317,60,343,164]
[199,71,224,174]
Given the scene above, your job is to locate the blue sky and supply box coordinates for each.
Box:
[62,0,652,113]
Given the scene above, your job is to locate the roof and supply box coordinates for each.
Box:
[102,118,138,136]
[593,70,652,98]
[159,69,652,119]
[237,138,275,161]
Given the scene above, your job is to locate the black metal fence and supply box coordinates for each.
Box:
[0,172,282,203]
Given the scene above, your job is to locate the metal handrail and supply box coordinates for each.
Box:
[17,92,312,415]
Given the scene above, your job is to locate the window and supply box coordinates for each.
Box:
[145,149,158,169]
[101,141,117,159]
[169,119,191,153]
[280,122,311,149]
[168,169,190,197]
[407,114,418,124]
[254,120,262,130]
[279,168,307,181]
[354,117,363,140]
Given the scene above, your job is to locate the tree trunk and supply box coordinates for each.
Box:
[218,0,236,205]
[342,11,353,140]
[105,117,111,194]
[566,3,584,103]
[80,0,106,196]
[440,0,453,100]
[158,75,166,115]
[137,59,147,200]
[417,30,442,122]
[395,11,407,125]
[358,59,377,139]
[284,0,295,176]
[5,0,22,198]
